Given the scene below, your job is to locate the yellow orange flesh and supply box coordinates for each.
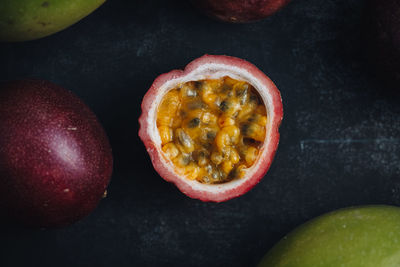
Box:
[157,76,267,184]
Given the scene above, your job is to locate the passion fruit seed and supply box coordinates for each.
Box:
[157,76,267,184]
[188,117,201,128]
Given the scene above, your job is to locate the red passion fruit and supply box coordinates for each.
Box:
[0,79,113,227]
[190,0,291,23]
[139,55,283,202]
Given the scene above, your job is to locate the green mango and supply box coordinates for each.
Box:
[0,0,105,42]
[259,205,400,267]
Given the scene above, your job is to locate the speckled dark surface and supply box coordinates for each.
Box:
[0,0,399,266]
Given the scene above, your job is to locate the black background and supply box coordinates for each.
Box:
[1,0,400,266]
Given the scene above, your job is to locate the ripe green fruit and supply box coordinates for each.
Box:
[0,0,105,42]
[259,206,400,267]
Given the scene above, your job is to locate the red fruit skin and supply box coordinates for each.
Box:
[0,79,113,227]
[139,55,283,202]
[191,0,291,23]
[366,0,400,85]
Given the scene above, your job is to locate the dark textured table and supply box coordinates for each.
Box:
[1,0,400,266]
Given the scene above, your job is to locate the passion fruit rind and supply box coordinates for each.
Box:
[157,77,267,185]
[191,0,291,23]
[259,205,400,267]
[0,79,113,227]
[139,55,283,202]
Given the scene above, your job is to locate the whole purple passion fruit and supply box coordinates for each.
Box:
[0,79,113,227]
[190,0,291,23]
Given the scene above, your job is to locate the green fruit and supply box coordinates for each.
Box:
[0,0,105,42]
[259,206,400,267]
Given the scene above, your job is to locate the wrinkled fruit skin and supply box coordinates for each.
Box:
[0,79,113,227]
[0,0,105,42]
[139,55,283,202]
[365,0,400,87]
[190,0,291,23]
[259,205,400,267]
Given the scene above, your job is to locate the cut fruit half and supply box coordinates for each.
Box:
[139,55,283,202]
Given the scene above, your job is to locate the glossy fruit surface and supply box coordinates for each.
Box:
[0,0,105,42]
[0,79,113,227]
[365,0,400,86]
[259,205,400,267]
[139,55,283,202]
[190,0,291,23]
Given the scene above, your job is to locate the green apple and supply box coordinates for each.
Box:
[259,205,400,267]
[0,0,105,42]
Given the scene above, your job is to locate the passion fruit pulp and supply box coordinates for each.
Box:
[139,55,283,202]
[190,0,291,23]
[157,77,267,184]
[0,79,113,227]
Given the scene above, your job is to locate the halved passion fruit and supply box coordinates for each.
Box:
[139,55,283,202]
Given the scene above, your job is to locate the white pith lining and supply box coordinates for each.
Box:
[146,63,274,194]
